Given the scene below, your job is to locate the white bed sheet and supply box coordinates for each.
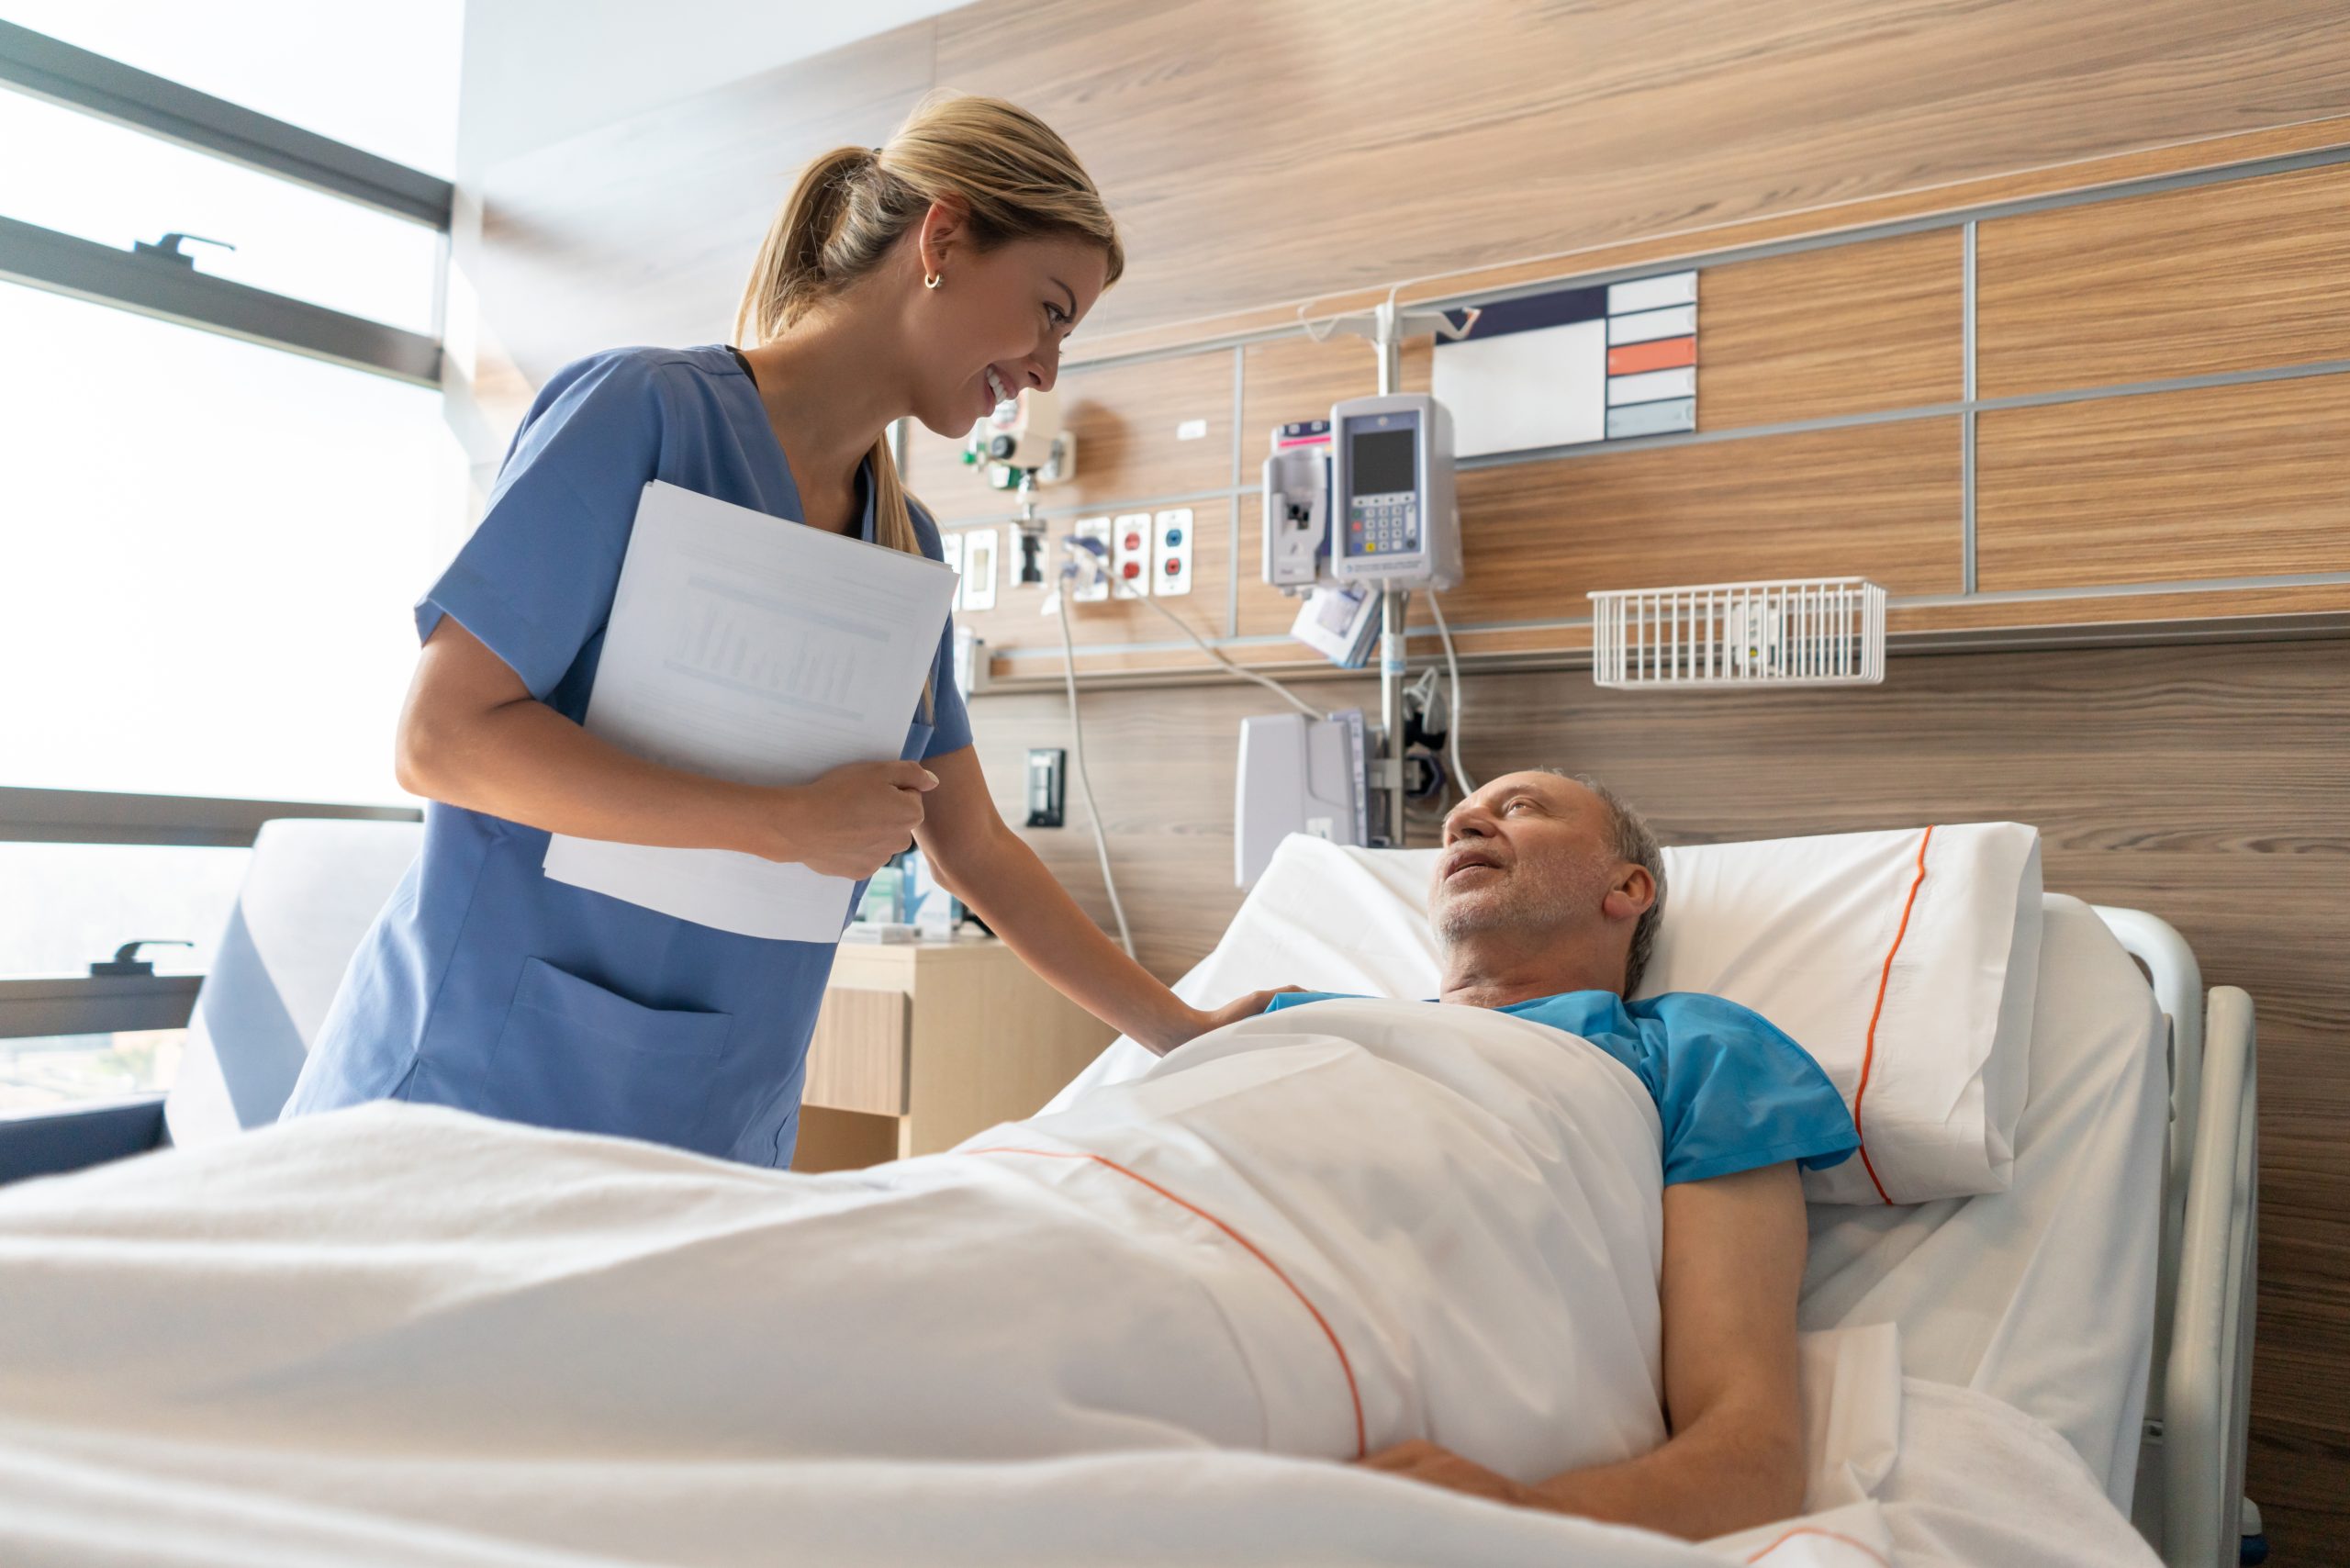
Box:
[1800,894,2168,1511]
[1056,875,2168,1512]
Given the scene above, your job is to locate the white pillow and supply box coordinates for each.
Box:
[1640,823,2042,1204]
[1045,824,2041,1206]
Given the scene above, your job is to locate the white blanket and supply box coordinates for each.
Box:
[0,1000,2154,1565]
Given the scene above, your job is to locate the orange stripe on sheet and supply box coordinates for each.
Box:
[1742,1525,1893,1567]
[1852,825,1934,1205]
[966,1144,1369,1461]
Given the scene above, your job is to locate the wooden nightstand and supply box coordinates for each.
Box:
[789,933,1116,1171]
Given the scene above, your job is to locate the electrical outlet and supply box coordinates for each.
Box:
[1153,507,1194,597]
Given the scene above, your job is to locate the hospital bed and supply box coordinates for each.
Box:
[0,818,2258,1567]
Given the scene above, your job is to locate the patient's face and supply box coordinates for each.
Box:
[1430,773,1618,946]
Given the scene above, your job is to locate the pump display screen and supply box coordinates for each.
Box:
[1350,429,1416,498]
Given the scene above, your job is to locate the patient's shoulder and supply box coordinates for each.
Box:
[1631,990,1800,1046]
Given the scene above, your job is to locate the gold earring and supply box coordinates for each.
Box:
[923,270,943,289]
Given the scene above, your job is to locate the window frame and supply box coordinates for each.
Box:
[0,17,451,383]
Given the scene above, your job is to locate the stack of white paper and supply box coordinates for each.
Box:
[542,480,956,941]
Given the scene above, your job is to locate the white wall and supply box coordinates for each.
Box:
[454,0,968,181]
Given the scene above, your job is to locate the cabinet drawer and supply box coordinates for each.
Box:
[801,987,910,1116]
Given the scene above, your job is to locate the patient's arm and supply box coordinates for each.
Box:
[1360,1161,1807,1540]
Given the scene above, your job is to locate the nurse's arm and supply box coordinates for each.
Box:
[399,617,926,874]
[912,745,1275,1054]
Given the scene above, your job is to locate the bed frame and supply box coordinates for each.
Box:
[2091,907,2258,1568]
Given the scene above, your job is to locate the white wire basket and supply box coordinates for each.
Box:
[1588,577,1886,689]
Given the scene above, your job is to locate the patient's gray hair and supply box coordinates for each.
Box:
[1539,770,1666,996]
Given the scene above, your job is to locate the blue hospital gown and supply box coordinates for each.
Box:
[1264,989,1857,1184]
[281,344,972,1167]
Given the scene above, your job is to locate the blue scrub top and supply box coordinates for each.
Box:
[281,344,974,1167]
[1263,990,1857,1185]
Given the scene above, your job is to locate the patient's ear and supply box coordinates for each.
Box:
[1601,865,1656,923]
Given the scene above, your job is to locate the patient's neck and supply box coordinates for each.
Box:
[1438,931,1622,1010]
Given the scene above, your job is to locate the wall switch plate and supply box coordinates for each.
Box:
[1153,507,1194,597]
[1071,517,1112,602]
[1024,747,1066,827]
[960,528,997,610]
[940,531,966,610]
[1111,511,1153,598]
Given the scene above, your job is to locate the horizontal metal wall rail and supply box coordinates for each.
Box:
[0,19,453,229]
[1066,138,2350,375]
[0,787,419,848]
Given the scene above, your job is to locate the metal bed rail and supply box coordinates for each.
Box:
[2092,905,2256,1568]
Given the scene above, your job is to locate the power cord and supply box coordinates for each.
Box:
[1425,588,1475,798]
[1054,583,1135,959]
[1120,582,1326,721]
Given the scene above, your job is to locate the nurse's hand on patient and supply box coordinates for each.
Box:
[747,759,937,879]
[1157,986,1305,1051]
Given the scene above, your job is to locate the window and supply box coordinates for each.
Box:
[0,1030,184,1114]
[0,7,458,1112]
[0,86,445,332]
[0,1,463,177]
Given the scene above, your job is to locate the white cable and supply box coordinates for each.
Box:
[1426,589,1475,799]
[1055,586,1135,959]
[1124,585,1327,721]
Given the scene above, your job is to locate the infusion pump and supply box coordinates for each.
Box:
[1260,392,1461,595]
[1328,392,1460,590]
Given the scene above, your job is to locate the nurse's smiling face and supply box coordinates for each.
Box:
[901,199,1110,438]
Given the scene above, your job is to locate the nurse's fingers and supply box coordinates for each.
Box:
[881,761,940,791]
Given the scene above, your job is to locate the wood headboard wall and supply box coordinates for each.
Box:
[907,145,2350,676]
[464,1,2350,1549]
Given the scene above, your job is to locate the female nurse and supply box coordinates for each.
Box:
[281,95,1286,1166]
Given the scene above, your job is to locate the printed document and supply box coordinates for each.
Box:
[542,480,955,940]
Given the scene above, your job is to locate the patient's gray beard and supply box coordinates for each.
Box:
[1433,863,1589,947]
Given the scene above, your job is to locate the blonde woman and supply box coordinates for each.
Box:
[283,95,1284,1163]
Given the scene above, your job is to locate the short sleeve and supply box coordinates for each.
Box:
[416,350,665,700]
[1646,993,1859,1186]
[908,499,974,759]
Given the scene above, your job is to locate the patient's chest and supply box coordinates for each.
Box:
[1000,998,1670,1481]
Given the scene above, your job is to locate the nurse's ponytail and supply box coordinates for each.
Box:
[733,96,1122,715]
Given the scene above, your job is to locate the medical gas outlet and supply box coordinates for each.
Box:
[1070,510,1192,599]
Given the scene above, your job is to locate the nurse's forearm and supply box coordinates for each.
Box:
[948,827,1196,1053]
[407,697,769,852]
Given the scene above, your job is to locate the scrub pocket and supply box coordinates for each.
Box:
[484,957,732,1145]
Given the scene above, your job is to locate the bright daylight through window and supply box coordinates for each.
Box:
[0,2,464,1110]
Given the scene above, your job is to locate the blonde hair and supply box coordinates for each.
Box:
[733,95,1124,696]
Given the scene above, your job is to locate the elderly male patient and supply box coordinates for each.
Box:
[1261,770,1859,1539]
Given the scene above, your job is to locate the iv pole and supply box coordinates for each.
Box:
[1328,297,1472,846]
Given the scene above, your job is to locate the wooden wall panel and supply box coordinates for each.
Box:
[1977,375,2350,591]
[934,0,2350,342]
[1977,162,2350,398]
[1699,230,1963,428]
[968,634,2350,1556]
[1445,419,1963,622]
[903,349,1239,525]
